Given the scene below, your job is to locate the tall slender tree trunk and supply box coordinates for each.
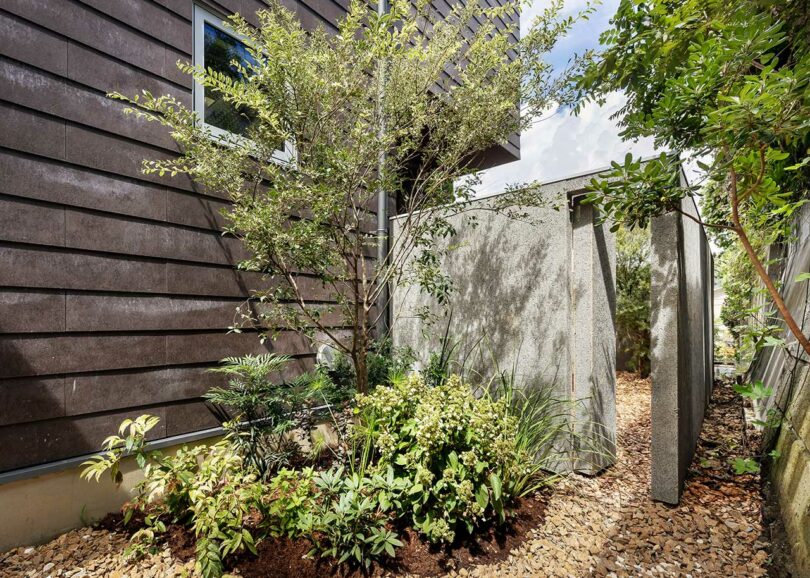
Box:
[354,347,369,394]
[728,167,810,358]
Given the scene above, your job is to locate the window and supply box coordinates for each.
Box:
[193,6,294,164]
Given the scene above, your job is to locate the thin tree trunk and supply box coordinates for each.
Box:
[354,346,369,394]
[728,166,810,358]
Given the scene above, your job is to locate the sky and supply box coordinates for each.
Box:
[473,0,658,196]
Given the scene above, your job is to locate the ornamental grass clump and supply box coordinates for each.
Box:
[354,373,552,543]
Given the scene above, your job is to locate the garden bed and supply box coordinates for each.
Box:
[93,493,546,578]
[0,373,774,578]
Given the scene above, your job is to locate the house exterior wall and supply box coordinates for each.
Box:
[0,1,518,479]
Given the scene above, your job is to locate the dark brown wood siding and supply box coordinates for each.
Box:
[0,0,518,474]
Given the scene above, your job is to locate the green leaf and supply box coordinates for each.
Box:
[731,457,760,475]
[763,336,785,348]
[794,273,810,283]
[489,472,502,501]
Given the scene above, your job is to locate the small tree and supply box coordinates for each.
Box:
[577,0,810,357]
[114,0,587,392]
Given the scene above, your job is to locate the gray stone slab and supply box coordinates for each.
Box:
[650,196,714,504]
[391,173,617,473]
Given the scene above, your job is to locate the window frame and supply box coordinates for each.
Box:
[192,5,296,166]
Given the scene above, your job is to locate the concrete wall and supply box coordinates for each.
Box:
[0,454,146,552]
[391,173,616,473]
[748,205,810,575]
[649,195,714,504]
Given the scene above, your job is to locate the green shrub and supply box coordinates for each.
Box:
[204,354,311,478]
[81,416,265,578]
[300,467,406,568]
[264,466,406,569]
[353,373,555,543]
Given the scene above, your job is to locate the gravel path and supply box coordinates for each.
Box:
[451,373,770,577]
[1,373,771,577]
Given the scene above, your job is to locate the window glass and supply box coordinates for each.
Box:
[202,23,256,136]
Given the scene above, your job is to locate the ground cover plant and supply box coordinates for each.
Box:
[82,357,566,577]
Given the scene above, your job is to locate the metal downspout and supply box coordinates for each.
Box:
[375,0,390,339]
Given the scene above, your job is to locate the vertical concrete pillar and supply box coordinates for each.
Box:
[650,210,683,504]
[571,200,617,474]
[650,197,714,504]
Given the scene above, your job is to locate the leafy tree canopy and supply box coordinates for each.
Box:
[577,0,810,355]
[113,0,589,391]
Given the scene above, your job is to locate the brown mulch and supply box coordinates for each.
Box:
[0,372,773,577]
[230,496,547,578]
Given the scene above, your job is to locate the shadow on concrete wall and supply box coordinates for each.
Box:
[434,211,569,393]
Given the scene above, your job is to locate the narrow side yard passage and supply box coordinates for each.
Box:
[463,373,770,578]
[0,374,772,578]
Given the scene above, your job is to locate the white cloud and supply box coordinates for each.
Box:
[474,92,658,196]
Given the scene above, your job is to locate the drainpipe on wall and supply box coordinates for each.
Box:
[375,0,390,339]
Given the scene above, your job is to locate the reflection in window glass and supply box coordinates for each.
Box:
[203,23,256,136]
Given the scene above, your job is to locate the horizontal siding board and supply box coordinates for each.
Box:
[1,357,318,425]
[0,103,65,159]
[0,58,179,152]
[0,334,167,378]
[67,293,350,332]
[65,294,245,332]
[0,244,344,299]
[1,286,352,334]
[0,331,313,379]
[67,43,191,107]
[166,261,342,300]
[0,150,168,222]
[0,151,232,229]
[165,330,312,365]
[76,0,192,54]
[64,356,316,417]
[0,11,67,76]
[166,191,230,229]
[64,209,248,265]
[0,197,64,246]
[0,406,168,472]
[64,125,197,192]
[2,0,190,88]
[0,376,66,427]
[65,366,223,416]
[164,400,220,437]
[0,289,65,333]
[0,245,168,293]
[153,0,192,20]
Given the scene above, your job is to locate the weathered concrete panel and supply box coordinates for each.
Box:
[571,201,617,472]
[650,195,714,504]
[391,173,616,473]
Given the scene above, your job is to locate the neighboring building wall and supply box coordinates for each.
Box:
[649,195,714,504]
[748,205,810,575]
[391,173,616,474]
